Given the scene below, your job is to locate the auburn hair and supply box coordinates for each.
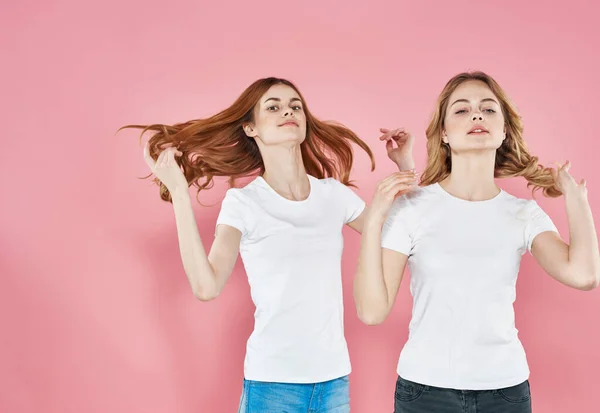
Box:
[421,71,560,197]
[121,77,375,201]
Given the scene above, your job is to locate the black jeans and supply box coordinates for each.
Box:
[394,376,532,413]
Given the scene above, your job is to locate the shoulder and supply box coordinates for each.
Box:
[393,183,441,210]
[311,176,355,196]
[497,190,543,220]
[222,178,264,207]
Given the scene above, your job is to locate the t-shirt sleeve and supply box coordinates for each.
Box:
[381,195,413,256]
[331,179,366,224]
[525,200,559,252]
[216,189,248,237]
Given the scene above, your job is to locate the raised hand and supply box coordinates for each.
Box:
[143,143,188,194]
[369,171,418,220]
[551,161,587,199]
[380,127,415,171]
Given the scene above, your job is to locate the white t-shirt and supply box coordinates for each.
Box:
[381,183,558,390]
[216,175,365,383]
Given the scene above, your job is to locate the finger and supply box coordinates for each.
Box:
[559,162,573,179]
[387,127,406,135]
[388,182,415,197]
[143,142,156,170]
[381,175,418,192]
[580,178,586,187]
[156,149,170,168]
[391,133,409,143]
[162,148,177,167]
[385,170,417,182]
[386,139,394,153]
[378,172,415,188]
[380,128,389,133]
[164,148,176,167]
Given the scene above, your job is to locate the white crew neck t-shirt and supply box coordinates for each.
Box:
[216,175,365,383]
[381,183,558,390]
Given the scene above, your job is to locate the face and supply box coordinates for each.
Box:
[243,84,307,146]
[443,80,506,153]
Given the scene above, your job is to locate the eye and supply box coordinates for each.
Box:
[292,105,303,111]
[455,109,468,114]
[267,105,279,112]
[483,108,496,113]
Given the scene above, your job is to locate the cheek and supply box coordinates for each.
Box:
[490,116,505,134]
[444,116,460,134]
[256,113,278,130]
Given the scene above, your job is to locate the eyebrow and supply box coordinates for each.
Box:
[263,97,302,104]
[450,98,499,107]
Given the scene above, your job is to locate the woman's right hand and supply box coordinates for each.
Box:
[368,171,417,221]
[143,143,188,194]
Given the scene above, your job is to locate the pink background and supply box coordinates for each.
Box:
[2,0,599,412]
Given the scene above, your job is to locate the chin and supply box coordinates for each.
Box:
[267,132,306,146]
[284,131,306,143]
[453,142,502,154]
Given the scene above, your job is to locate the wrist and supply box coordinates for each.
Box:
[171,185,191,201]
[364,208,386,228]
[564,188,588,204]
[394,158,415,171]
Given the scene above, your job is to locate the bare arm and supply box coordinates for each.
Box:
[531,162,599,291]
[353,172,416,325]
[171,188,241,301]
[143,145,241,301]
[354,209,409,325]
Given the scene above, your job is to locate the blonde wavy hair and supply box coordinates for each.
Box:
[420,71,560,197]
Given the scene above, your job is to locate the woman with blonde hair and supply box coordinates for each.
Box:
[122,77,411,412]
[354,71,599,412]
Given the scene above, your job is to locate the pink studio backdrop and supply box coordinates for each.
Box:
[2,1,599,412]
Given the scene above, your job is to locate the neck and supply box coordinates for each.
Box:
[260,144,309,201]
[441,150,500,201]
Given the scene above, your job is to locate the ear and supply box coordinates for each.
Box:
[442,131,449,144]
[243,123,258,138]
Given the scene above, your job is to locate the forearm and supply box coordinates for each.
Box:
[354,211,390,324]
[565,191,600,288]
[171,188,219,300]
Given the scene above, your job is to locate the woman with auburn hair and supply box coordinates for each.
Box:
[122,77,413,412]
[354,71,599,413]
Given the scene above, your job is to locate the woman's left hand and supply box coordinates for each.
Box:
[551,161,587,198]
[380,127,415,171]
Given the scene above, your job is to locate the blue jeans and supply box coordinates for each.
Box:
[238,375,350,413]
[394,376,532,413]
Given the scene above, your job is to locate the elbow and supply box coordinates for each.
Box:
[577,275,600,291]
[570,267,600,291]
[356,307,387,326]
[193,286,219,302]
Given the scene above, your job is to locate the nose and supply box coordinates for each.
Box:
[283,107,295,117]
[472,111,483,121]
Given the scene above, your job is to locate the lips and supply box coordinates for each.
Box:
[279,121,299,127]
[468,125,489,134]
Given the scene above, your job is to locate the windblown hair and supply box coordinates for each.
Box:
[420,71,560,197]
[120,77,375,201]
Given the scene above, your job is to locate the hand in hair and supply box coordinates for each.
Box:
[143,143,187,195]
[550,161,587,199]
[380,128,415,171]
[368,171,418,221]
